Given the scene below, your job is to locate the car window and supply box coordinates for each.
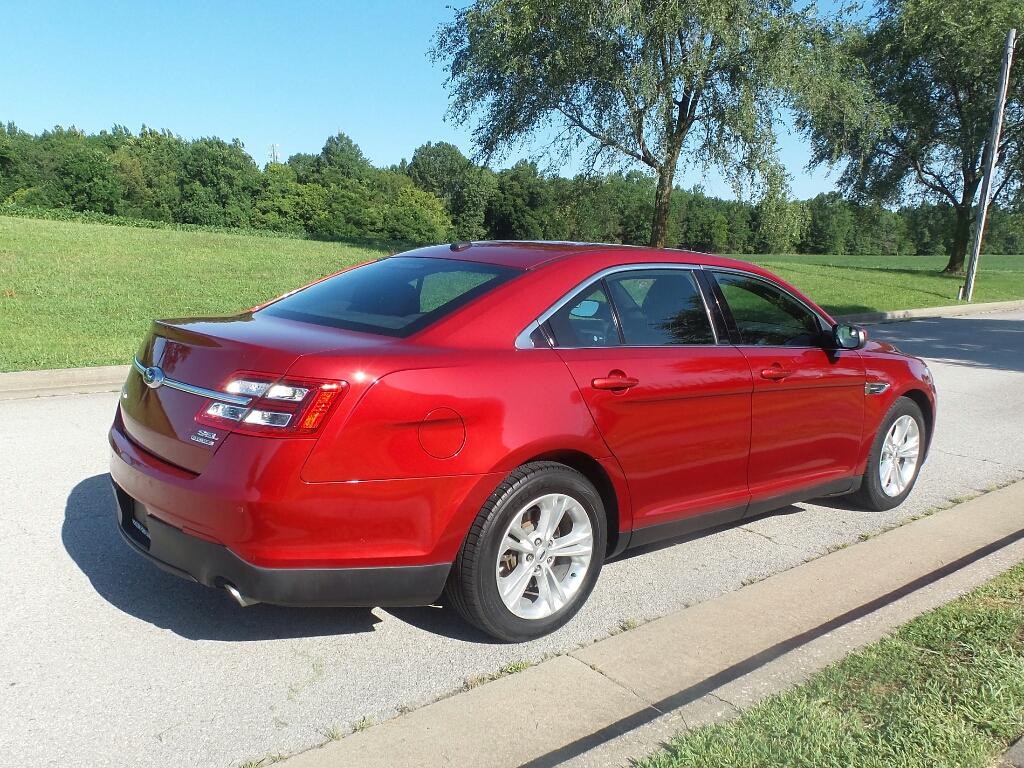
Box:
[418,270,497,312]
[606,270,715,346]
[713,272,823,346]
[545,283,620,347]
[261,257,518,337]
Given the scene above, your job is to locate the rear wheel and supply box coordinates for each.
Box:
[851,397,926,511]
[446,462,606,642]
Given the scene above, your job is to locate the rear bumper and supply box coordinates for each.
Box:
[109,411,504,570]
[111,480,451,606]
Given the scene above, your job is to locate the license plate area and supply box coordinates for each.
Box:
[114,484,152,550]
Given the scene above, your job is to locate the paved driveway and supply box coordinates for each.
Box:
[2,310,1023,768]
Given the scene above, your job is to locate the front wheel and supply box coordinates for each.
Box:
[445,462,607,642]
[851,397,927,511]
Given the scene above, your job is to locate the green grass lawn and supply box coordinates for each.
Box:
[0,215,385,371]
[750,253,1024,317]
[638,561,1024,768]
[1,214,1022,371]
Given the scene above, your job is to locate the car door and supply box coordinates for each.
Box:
[709,270,865,510]
[543,267,753,538]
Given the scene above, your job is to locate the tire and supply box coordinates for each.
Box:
[851,397,927,512]
[445,461,607,642]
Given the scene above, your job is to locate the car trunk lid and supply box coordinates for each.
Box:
[119,312,389,473]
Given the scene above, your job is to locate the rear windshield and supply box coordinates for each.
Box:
[261,256,520,336]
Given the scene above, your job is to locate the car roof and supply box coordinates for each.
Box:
[398,240,762,272]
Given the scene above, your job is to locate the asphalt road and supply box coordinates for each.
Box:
[3,309,1023,768]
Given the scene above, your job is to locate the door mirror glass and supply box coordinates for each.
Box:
[833,323,867,350]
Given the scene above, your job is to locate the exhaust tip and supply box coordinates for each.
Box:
[224,582,261,608]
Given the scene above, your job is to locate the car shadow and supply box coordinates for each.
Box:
[868,316,1024,373]
[63,473,467,641]
[62,471,893,641]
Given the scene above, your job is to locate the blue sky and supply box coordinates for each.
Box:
[1,0,839,200]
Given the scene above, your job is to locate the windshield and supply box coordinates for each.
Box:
[260,256,520,337]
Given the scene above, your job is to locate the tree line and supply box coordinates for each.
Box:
[433,0,1023,271]
[0,122,1021,256]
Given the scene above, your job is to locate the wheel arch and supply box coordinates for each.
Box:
[519,449,629,559]
[899,388,935,458]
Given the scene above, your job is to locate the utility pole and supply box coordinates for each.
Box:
[962,28,1017,302]
[268,143,280,164]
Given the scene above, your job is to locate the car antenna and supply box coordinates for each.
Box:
[450,241,473,252]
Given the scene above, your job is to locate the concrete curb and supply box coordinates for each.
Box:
[0,364,128,401]
[2,299,1022,400]
[836,298,1024,325]
[1002,738,1024,768]
[276,480,1024,768]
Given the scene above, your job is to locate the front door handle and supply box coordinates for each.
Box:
[761,366,792,381]
[592,372,640,391]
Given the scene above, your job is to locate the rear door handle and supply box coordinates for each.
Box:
[592,373,640,391]
[761,366,792,381]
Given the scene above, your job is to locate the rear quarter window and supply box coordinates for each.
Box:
[261,257,519,336]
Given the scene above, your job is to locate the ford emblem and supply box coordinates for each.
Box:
[142,366,165,389]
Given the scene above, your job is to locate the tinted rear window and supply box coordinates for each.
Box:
[261,257,520,336]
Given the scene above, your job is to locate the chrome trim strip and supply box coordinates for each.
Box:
[865,381,891,396]
[515,262,711,350]
[132,357,253,405]
[514,320,544,350]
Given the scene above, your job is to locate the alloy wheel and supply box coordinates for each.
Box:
[879,414,921,497]
[494,493,594,620]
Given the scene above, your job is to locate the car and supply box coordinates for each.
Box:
[109,241,936,641]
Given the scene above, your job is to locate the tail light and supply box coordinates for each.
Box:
[196,372,347,437]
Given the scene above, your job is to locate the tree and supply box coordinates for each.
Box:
[286,152,318,183]
[310,178,384,239]
[177,138,260,226]
[0,130,15,179]
[434,0,875,248]
[407,142,495,239]
[615,172,657,245]
[724,202,754,254]
[312,132,374,185]
[252,162,307,232]
[486,162,557,239]
[754,193,809,253]
[55,144,123,214]
[901,203,954,255]
[985,205,1024,254]
[383,185,455,243]
[110,127,188,221]
[803,192,854,254]
[567,174,629,243]
[806,0,1024,273]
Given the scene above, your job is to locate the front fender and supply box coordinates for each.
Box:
[857,353,937,474]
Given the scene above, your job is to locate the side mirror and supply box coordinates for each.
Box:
[570,299,601,318]
[833,323,867,350]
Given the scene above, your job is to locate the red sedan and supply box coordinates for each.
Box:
[109,242,936,641]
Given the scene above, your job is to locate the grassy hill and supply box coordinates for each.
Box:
[1,214,1022,372]
[755,252,1024,318]
[0,216,384,371]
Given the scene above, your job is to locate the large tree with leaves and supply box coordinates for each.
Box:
[807,0,1023,274]
[433,0,876,247]
[407,142,496,239]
